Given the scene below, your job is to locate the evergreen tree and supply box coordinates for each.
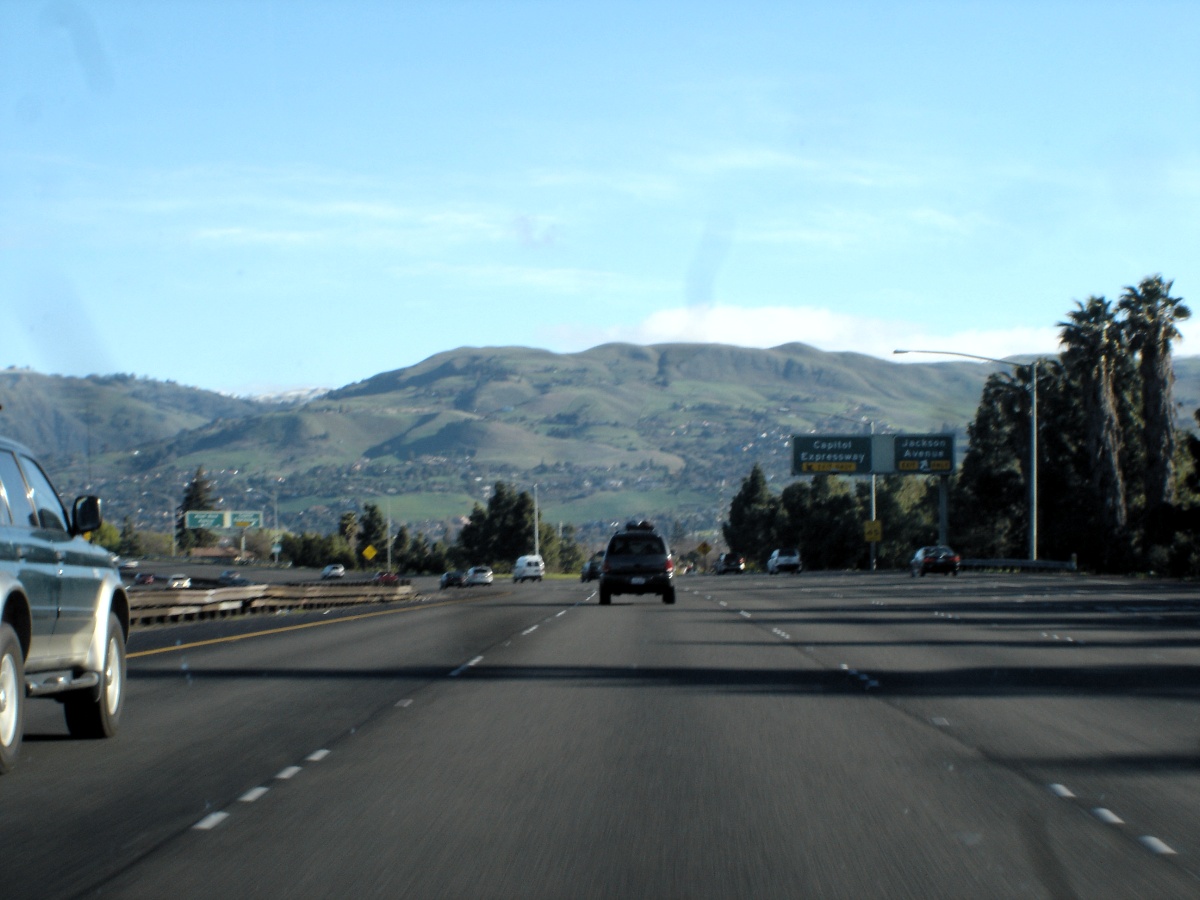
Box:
[722,464,778,563]
[356,503,387,567]
[117,516,142,557]
[177,466,217,551]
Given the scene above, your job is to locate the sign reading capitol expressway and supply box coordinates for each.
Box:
[792,436,873,474]
[791,434,955,476]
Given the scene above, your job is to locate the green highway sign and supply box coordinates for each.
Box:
[792,435,872,475]
[185,510,227,529]
[894,435,955,474]
[230,510,264,529]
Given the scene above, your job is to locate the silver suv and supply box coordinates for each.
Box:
[0,436,129,773]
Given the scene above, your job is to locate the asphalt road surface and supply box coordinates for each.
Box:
[5,572,1200,898]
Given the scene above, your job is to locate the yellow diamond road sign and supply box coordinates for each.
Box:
[362,544,378,561]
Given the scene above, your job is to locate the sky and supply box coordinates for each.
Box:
[2,0,1199,396]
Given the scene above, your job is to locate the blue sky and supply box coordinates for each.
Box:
[3,1,1198,395]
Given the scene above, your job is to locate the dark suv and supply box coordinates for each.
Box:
[599,520,675,605]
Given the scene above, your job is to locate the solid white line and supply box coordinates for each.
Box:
[395,698,413,708]
[239,787,269,803]
[193,812,230,830]
[522,626,539,635]
[1140,836,1177,855]
[306,749,330,762]
[1093,808,1124,825]
[276,766,302,780]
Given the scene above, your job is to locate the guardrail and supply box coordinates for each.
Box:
[960,557,1078,573]
[129,581,417,626]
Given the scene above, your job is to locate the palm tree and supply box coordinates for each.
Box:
[1059,297,1128,565]
[1118,275,1191,522]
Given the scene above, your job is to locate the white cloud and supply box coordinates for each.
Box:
[546,304,1066,363]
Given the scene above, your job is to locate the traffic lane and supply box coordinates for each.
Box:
[94,583,1194,898]
[5,580,583,900]
[695,573,1200,874]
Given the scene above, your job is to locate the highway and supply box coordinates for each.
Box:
[4,572,1200,898]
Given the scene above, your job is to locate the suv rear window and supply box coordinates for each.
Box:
[608,535,665,556]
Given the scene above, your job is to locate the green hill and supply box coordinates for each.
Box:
[4,344,1198,543]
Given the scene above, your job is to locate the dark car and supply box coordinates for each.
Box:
[440,570,466,589]
[133,572,158,585]
[911,545,961,577]
[580,557,602,582]
[599,520,675,605]
[373,571,400,585]
[714,552,745,575]
[218,569,253,587]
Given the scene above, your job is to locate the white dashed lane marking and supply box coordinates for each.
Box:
[306,749,330,762]
[276,766,302,781]
[193,812,230,831]
[450,655,484,677]
[1049,783,1075,798]
[1140,836,1177,855]
[1093,808,1124,825]
[522,625,539,635]
[239,787,269,803]
[395,698,413,708]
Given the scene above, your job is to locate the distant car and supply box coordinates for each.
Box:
[133,572,158,585]
[714,553,745,575]
[767,548,802,574]
[599,520,674,605]
[512,554,545,583]
[167,573,191,589]
[580,558,602,582]
[373,571,400,585]
[465,565,494,586]
[320,564,346,580]
[117,558,140,575]
[218,569,252,586]
[440,570,466,589]
[911,545,961,577]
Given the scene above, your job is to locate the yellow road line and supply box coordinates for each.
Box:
[128,595,473,658]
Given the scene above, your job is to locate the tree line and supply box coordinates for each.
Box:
[723,275,1199,576]
[102,470,589,576]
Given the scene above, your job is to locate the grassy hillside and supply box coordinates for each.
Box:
[8,343,1199,542]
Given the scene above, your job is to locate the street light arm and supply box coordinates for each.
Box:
[894,348,1024,367]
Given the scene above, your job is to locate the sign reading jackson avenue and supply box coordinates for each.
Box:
[792,436,872,474]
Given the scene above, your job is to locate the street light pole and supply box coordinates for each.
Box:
[894,348,1038,561]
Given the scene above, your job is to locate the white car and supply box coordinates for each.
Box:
[320,564,346,580]
[512,555,545,583]
[767,548,802,574]
[167,573,192,589]
[465,566,494,586]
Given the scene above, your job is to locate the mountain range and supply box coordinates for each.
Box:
[3,343,1198,543]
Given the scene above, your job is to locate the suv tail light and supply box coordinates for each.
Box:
[664,558,674,574]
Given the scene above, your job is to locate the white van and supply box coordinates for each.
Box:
[512,555,545,583]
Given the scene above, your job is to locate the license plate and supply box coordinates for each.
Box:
[631,577,645,585]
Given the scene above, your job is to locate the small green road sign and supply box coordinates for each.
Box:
[230,510,264,529]
[185,510,227,529]
[894,435,955,474]
[792,436,873,475]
